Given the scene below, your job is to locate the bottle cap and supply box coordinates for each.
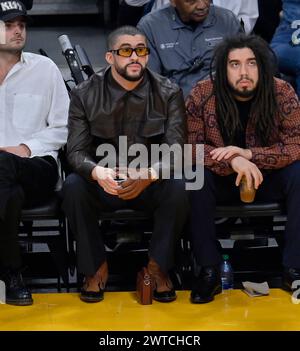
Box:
[222,254,229,260]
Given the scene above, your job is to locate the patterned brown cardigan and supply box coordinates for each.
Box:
[186,78,300,176]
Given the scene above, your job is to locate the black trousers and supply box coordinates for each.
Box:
[62,173,190,276]
[189,161,300,269]
[0,151,58,270]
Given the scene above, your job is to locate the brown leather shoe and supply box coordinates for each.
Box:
[147,258,176,302]
[80,261,108,303]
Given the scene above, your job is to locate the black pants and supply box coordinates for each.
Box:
[189,161,300,269]
[62,173,190,276]
[0,151,58,270]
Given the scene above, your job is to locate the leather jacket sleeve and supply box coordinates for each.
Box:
[151,88,187,177]
[67,88,97,180]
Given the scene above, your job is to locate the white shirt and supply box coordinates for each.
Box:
[0,52,69,162]
[213,0,259,34]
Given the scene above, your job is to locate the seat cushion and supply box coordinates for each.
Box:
[216,202,285,218]
[100,209,150,221]
[21,195,61,220]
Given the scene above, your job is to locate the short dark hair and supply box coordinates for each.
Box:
[210,34,278,146]
[106,26,146,50]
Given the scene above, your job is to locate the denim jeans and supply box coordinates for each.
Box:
[271,22,300,97]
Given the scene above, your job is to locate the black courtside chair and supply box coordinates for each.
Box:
[66,201,285,290]
[93,202,286,289]
[18,149,70,291]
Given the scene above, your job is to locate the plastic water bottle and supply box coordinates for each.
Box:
[221,254,234,292]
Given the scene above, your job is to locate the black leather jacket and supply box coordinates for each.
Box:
[67,67,187,179]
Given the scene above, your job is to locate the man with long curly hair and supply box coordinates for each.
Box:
[187,34,300,304]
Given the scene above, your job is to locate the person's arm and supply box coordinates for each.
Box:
[186,86,234,176]
[20,63,69,157]
[144,86,187,178]
[67,85,120,193]
[0,144,31,157]
[250,82,300,170]
[164,88,187,146]
[66,88,97,180]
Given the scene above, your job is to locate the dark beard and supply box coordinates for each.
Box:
[115,63,145,82]
[228,81,257,99]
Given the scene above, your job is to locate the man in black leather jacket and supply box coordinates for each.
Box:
[62,26,189,303]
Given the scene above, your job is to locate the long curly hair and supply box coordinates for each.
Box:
[209,34,279,146]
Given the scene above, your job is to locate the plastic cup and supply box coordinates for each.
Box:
[239,176,256,203]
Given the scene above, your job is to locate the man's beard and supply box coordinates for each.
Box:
[115,63,145,82]
[228,80,258,99]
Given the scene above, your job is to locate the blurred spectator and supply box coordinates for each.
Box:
[253,0,282,42]
[137,0,243,97]
[213,0,259,34]
[118,0,149,26]
[118,0,170,25]
[270,0,300,97]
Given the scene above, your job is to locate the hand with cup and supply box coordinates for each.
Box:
[239,175,256,203]
[230,156,263,203]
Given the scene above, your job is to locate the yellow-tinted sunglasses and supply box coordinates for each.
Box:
[109,47,150,57]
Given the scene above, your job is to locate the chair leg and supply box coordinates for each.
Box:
[57,276,61,293]
[66,222,77,277]
[47,219,70,292]
[21,220,33,251]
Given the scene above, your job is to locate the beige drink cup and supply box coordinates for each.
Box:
[239,176,256,203]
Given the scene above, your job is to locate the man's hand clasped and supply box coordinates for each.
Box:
[92,166,155,199]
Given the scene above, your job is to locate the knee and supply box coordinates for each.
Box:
[9,185,25,203]
[1,184,25,212]
[161,179,190,214]
[0,151,14,162]
[284,161,300,186]
[0,151,17,176]
[62,173,90,201]
[164,179,187,199]
[189,168,215,200]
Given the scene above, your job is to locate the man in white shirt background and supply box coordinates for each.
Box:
[213,0,259,34]
[0,0,69,306]
[118,0,170,26]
